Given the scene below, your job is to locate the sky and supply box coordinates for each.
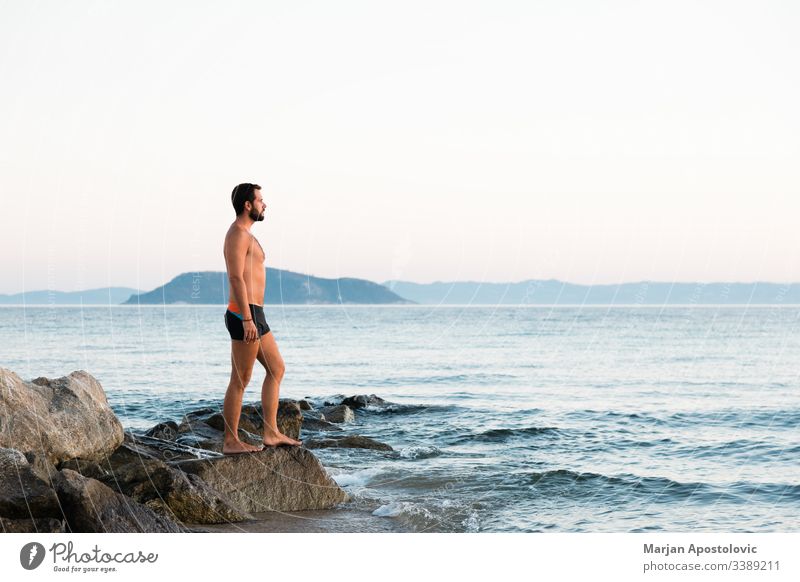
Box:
[1,0,798,294]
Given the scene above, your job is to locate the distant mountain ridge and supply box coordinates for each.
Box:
[124,269,413,305]
[5,277,800,306]
[381,279,800,305]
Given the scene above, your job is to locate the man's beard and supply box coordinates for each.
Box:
[249,208,264,221]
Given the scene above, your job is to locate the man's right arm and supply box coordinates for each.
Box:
[224,230,253,318]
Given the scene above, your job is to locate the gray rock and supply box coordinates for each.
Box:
[298,399,313,411]
[319,405,355,424]
[0,447,62,520]
[173,446,348,513]
[303,435,393,451]
[55,469,185,533]
[0,368,124,464]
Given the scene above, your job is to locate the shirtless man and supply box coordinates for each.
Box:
[222,182,302,454]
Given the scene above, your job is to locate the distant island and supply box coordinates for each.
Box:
[2,274,799,305]
[124,269,413,305]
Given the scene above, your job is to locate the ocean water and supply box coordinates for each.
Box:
[2,304,799,532]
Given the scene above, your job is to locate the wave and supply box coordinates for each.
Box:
[567,408,800,430]
[526,469,800,503]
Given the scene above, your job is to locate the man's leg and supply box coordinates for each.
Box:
[222,339,262,454]
[256,331,301,446]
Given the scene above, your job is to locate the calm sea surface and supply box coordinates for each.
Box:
[2,305,799,532]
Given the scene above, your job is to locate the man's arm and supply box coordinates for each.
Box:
[224,229,253,318]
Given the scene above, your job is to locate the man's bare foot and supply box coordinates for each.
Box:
[222,440,264,455]
[262,429,302,447]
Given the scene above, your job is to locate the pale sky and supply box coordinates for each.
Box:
[1,0,799,294]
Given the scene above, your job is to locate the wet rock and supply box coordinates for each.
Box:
[0,368,124,464]
[172,446,348,512]
[319,405,354,423]
[303,435,393,451]
[341,394,388,409]
[298,399,313,411]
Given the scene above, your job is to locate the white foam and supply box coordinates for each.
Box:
[399,445,441,459]
[330,466,384,488]
[372,502,408,517]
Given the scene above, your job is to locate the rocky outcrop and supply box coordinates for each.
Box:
[0,368,124,464]
[303,435,393,451]
[173,446,348,512]
[0,367,364,532]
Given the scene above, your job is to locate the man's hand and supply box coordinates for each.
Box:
[243,320,258,343]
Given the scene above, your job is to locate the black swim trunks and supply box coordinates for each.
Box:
[225,304,270,340]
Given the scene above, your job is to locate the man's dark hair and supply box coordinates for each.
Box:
[231,183,261,215]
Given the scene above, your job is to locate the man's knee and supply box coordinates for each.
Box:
[230,368,253,387]
[266,359,285,380]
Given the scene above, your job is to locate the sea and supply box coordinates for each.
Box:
[2,304,799,532]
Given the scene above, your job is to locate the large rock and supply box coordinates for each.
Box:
[173,447,348,513]
[0,368,124,464]
[55,469,184,533]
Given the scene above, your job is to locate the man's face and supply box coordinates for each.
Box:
[248,189,266,222]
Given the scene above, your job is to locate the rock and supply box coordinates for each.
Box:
[144,421,179,441]
[99,456,252,524]
[0,516,65,533]
[55,469,185,533]
[303,435,393,451]
[172,447,348,512]
[0,448,62,520]
[341,394,388,409]
[0,368,124,464]
[298,399,312,411]
[319,405,355,424]
[301,416,343,432]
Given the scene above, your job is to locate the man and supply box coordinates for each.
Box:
[222,182,302,454]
